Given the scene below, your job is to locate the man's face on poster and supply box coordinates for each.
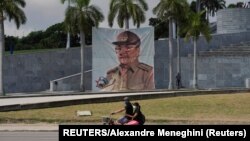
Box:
[115,44,140,65]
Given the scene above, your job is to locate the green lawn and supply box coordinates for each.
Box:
[0,93,250,124]
[4,47,81,55]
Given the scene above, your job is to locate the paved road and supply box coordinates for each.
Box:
[0,124,58,131]
[0,124,58,141]
[0,132,58,141]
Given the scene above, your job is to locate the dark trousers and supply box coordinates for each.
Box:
[176,80,181,89]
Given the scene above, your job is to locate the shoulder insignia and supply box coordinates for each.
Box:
[107,66,119,74]
[138,63,153,71]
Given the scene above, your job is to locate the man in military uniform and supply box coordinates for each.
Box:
[97,30,155,91]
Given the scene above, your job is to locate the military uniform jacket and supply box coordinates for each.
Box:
[101,62,155,91]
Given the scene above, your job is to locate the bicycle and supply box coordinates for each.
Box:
[101,115,115,125]
[102,115,142,125]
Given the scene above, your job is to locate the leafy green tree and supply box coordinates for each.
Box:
[175,2,190,83]
[227,2,247,8]
[0,0,27,95]
[60,0,72,49]
[10,22,81,51]
[227,4,237,8]
[190,1,198,12]
[201,0,225,22]
[183,11,211,89]
[108,0,148,29]
[42,23,66,48]
[153,0,189,90]
[148,18,169,40]
[63,0,104,91]
[190,1,206,22]
[202,0,225,16]
[236,2,244,8]
[16,30,45,50]
[5,36,19,53]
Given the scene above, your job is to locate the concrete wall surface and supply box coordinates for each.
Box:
[3,31,250,93]
[217,8,250,34]
[4,47,91,93]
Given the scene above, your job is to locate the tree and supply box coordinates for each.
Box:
[60,0,72,49]
[108,0,148,29]
[153,0,189,90]
[148,18,169,40]
[227,2,247,8]
[236,2,244,8]
[201,0,226,22]
[16,23,68,50]
[183,11,211,89]
[175,2,190,86]
[63,0,104,91]
[0,0,27,95]
[196,0,201,12]
[227,4,237,8]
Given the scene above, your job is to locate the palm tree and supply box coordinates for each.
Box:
[196,0,201,12]
[153,0,189,90]
[236,2,244,8]
[148,18,169,40]
[108,0,148,29]
[183,10,211,89]
[201,0,226,22]
[63,0,104,91]
[60,0,72,49]
[0,0,26,95]
[175,2,189,89]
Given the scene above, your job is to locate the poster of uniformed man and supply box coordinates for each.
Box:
[92,27,155,92]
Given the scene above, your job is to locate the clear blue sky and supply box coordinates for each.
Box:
[4,0,247,37]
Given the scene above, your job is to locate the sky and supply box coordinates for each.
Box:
[4,0,248,37]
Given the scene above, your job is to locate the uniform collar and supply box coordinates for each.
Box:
[119,60,139,73]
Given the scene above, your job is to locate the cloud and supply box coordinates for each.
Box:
[5,0,66,37]
[91,0,159,28]
[4,0,161,37]
[4,0,246,37]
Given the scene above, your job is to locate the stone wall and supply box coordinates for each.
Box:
[217,8,250,34]
[154,31,250,89]
[4,47,91,93]
[3,31,250,93]
[177,56,250,89]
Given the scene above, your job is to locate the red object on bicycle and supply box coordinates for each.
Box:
[124,120,139,125]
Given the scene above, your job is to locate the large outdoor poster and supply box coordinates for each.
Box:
[92,27,155,92]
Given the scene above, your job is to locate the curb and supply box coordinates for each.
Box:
[0,124,58,131]
[0,89,249,112]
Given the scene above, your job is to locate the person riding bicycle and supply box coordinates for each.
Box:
[125,102,145,125]
[110,97,133,125]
